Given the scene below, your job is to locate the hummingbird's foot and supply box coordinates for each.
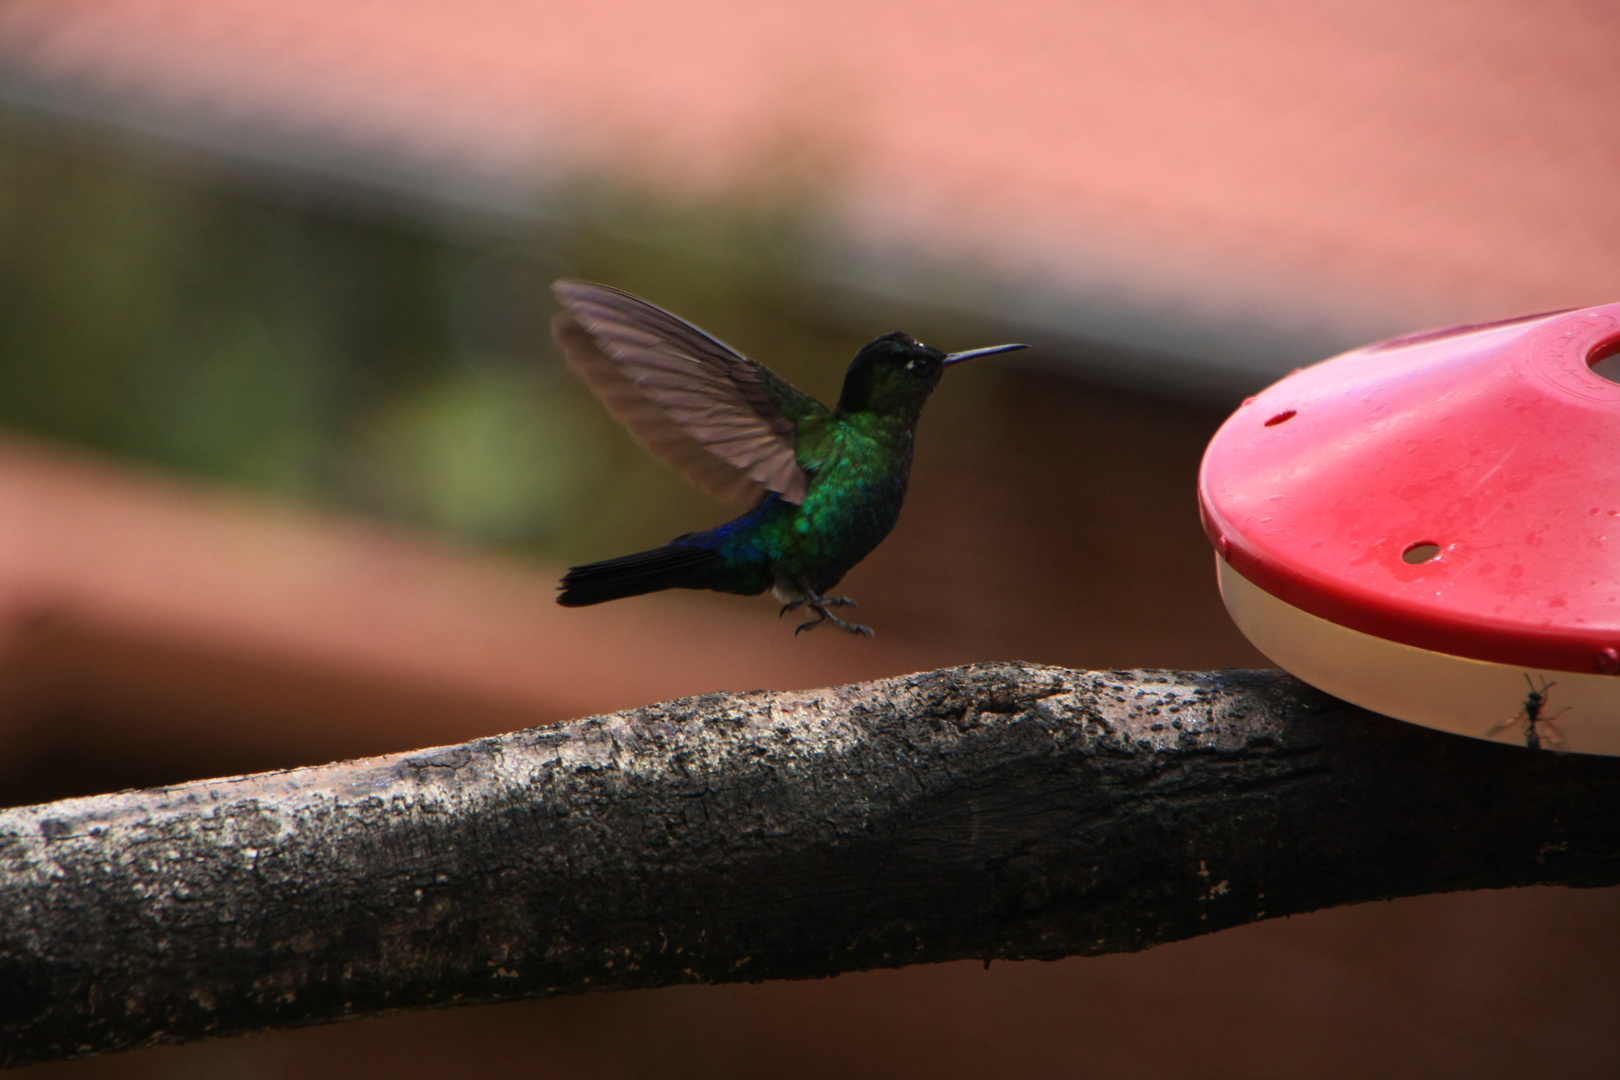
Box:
[779,581,872,636]
[794,603,874,638]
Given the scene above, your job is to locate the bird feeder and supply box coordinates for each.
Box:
[1199,305,1620,755]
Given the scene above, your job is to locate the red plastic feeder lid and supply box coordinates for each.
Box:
[1199,305,1620,755]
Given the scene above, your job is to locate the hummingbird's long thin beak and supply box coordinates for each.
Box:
[942,343,1029,366]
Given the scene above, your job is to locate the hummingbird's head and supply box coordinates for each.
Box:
[835,332,1028,419]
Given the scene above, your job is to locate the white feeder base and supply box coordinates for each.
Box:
[1218,556,1620,757]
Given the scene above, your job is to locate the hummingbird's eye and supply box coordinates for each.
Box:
[905,357,936,376]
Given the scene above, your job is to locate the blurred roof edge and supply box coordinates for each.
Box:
[0,69,1413,401]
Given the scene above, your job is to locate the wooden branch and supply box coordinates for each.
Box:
[4,663,1619,1066]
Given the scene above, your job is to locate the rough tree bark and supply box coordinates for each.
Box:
[3,663,1619,1066]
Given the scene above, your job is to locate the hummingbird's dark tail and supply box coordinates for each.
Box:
[557,543,723,607]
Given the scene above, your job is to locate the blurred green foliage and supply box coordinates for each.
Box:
[0,111,1001,563]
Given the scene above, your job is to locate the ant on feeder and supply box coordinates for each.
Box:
[1487,674,1569,751]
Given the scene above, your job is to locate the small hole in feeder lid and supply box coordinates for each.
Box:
[1264,410,1296,426]
[1589,338,1620,385]
[1402,542,1441,565]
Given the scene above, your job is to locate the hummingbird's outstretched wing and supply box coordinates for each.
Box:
[551,280,828,506]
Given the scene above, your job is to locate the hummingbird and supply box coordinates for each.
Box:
[551,280,1027,636]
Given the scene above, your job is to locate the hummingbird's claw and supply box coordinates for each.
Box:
[793,605,874,637]
[784,584,872,636]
